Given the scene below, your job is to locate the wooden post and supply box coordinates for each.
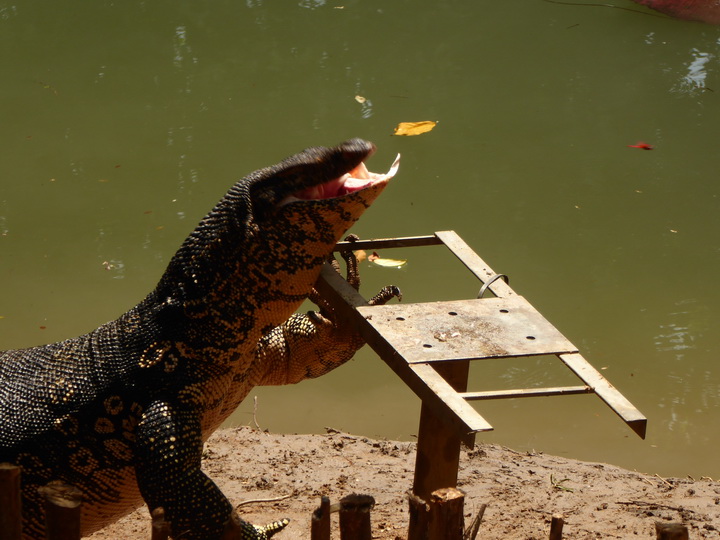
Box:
[151,507,170,540]
[0,463,22,540]
[38,481,82,540]
[428,487,465,540]
[311,496,331,540]
[411,361,471,501]
[407,492,429,540]
[549,514,564,540]
[338,494,374,540]
[655,522,689,540]
[409,362,472,540]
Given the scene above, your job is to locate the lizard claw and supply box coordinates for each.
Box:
[368,285,402,306]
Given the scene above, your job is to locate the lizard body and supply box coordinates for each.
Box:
[0,139,398,539]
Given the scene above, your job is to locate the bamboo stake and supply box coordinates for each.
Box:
[311,496,331,540]
[38,481,82,540]
[549,514,564,540]
[407,491,429,540]
[338,494,374,540]
[655,522,689,540]
[0,463,22,540]
[151,507,170,540]
[428,487,465,540]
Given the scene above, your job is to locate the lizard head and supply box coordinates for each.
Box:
[158,139,398,340]
[248,138,398,219]
[242,138,400,329]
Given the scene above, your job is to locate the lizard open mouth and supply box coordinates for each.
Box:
[288,154,400,203]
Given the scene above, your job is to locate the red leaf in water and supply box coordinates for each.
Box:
[627,142,653,150]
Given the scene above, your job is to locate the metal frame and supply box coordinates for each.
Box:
[315,230,646,500]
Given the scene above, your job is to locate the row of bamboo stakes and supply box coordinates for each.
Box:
[318,488,690,540]
[1,463,691,539]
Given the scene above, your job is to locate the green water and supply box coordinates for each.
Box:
[1,1,719,479]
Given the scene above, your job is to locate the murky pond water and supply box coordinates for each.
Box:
[1,1,719,479]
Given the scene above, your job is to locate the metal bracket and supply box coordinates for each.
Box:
[317,230,647,499]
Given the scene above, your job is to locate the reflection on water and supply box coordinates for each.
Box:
[653,299,717,446]
[653,299,702,355]
[676,48,713,93]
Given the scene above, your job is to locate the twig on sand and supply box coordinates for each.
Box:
[252,396,261,430]
[463,503,486,540]
[236,493,294,509]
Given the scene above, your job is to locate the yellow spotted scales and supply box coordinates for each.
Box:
[0,140,398,539]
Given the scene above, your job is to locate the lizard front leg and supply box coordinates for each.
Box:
[134,401,287,539]
[253,236,401,386]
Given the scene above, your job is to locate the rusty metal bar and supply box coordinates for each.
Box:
[356,297,578,364]
[409,363,488,437]
[434,230,516,298]
[559,352,647,439]
[333,234,442,252]
[461,385,592,400]
[315,263,492,436]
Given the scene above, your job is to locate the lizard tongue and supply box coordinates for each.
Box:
[294,154,400,201]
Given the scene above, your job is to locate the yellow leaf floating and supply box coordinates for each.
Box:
[368,251,407,268]
[393,121,437,136]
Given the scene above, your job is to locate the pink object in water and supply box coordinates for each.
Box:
[632,0,720,24]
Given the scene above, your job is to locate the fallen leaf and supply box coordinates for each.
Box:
[393,121,437,136]
[368,251,407,268]
[354,95,366,104]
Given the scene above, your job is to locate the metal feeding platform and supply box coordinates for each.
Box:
[315,230,646,502]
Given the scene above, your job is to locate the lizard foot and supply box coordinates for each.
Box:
[223,515,289,539]
[247,518,289,539]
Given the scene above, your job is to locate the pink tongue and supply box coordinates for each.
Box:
[290,156,398,202]
[296,178,343,200]
[295,173,371,200]
[342,177,372,192]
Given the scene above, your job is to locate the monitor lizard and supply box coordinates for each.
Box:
[0,139,400,539]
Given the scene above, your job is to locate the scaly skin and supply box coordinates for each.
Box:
[253,236,401,388]
[0,139,396,539]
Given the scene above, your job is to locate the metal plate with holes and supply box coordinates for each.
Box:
[357,296,578,363]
